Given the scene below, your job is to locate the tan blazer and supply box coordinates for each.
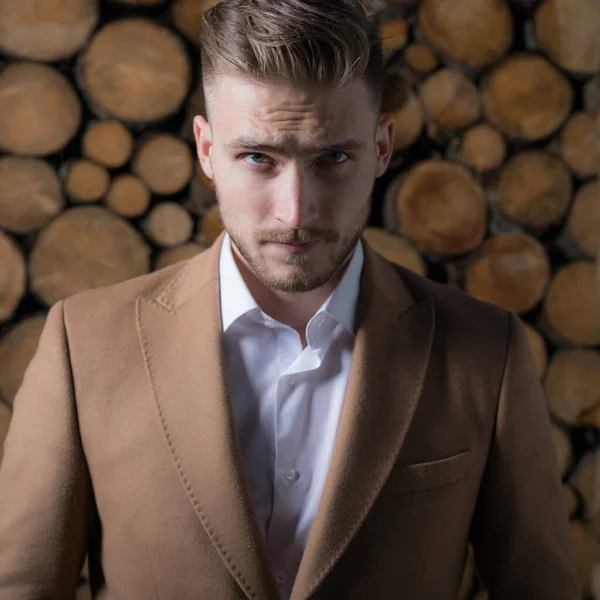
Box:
[0,232,580,600]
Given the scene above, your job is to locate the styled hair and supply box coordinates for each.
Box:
[199,0,385,118]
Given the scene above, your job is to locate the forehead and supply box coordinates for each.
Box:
[209,74,374,146]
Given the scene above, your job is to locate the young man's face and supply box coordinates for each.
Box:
[194,74,394,293]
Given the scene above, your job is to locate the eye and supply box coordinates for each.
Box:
[241,153,271,165]
[322,152,350,165]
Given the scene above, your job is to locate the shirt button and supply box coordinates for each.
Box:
[286,376,296,386]
[276,571,287,584]
[284,468,299,482]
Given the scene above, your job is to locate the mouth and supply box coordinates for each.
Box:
[271,240,321,252]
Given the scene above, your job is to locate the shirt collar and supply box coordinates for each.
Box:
[317,238,363,335]
[219,233,261,332]
[219,232,364,334]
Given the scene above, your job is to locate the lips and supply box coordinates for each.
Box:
[272,240,320,252]
[280,241,317,246]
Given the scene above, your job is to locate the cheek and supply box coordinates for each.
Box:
[217,178,271,223]
[328,173,371,210]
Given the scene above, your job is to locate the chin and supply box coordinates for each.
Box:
[262,263,335,294]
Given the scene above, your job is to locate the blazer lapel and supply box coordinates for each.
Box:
[290,243,435,600]
[136,233,280,600]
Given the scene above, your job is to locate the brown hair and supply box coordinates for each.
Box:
[199,0,385,118]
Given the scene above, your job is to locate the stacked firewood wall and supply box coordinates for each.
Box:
[0,0,599,597]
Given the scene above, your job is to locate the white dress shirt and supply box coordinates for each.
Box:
[219,233,364,599]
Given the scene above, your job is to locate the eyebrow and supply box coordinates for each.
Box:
[225,137,367,155]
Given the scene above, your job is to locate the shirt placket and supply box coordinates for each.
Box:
[266,329,311,598]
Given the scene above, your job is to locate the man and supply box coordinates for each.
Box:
[0,0,580,598]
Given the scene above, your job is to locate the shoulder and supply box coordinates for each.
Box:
[61,247,211,330]
[391,261,513,358]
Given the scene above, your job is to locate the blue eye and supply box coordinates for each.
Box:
[243,153,269,165]
[323,152,350,164]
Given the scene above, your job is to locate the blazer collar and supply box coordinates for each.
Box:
[136,231,435,600]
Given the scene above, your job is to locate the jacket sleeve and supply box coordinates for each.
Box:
[0,299,91,599]
[469,311,581,599]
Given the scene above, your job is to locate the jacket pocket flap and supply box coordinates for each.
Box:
[380,449,471,497]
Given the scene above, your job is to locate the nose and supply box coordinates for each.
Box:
[272,165,320,229]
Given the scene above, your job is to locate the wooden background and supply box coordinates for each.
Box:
[0,0,599,597]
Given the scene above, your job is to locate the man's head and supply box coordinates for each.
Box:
[193,0,395,294]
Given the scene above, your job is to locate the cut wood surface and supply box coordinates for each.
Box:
[523,322,548,376]
[362,228,427,276]
[570,451,600,555]
[155,243,205,270]
[0,232,26,324]
[0,402,11,463]
[404,43,439,74]
[418,0,513,69]
[182,82,207,144]
[171,0,219,46]
[195,162,214,193]
[580,404,600,429]
[584,75,600,118]
[0,156,64,234]
[194,232,214,250]
[0,0,99,62]
[464,232,550,313]
[78,18,191,124]
[543,261,600,347]
[564,180,600,260]
[0,62,82,156]
[64,159,111,204]
[82,120,134,169]
[380,19,409,59]
[29,206,151,306]
[114,0,167,4]
[544,349,600,425]
[570,451,596,520]
[185,162,216,218]
[201,203,224,242]
[394,160,488,256]
[382,89,424,152]
[534,0,600,76]
[106,174,151,218]
[382,70,411,112]
[144,202,194,248]
[0,314,47,406]
[460,123,506,173]
[495,150,572,230]
[419,68,480,131]
[564,484,579,518]
[132,133,194,195]
[559,113,600,179]
[552,424,573,478]
[570,520,600,596]
[482,54,573,141]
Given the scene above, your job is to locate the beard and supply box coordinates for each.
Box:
[215,189,371,294]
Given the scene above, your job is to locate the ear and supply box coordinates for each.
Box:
[374,114,395,178]
[193,115,214,180]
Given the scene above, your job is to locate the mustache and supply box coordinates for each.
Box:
[257,229,339,244]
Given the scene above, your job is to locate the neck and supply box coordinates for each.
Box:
[230,245,353,341]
